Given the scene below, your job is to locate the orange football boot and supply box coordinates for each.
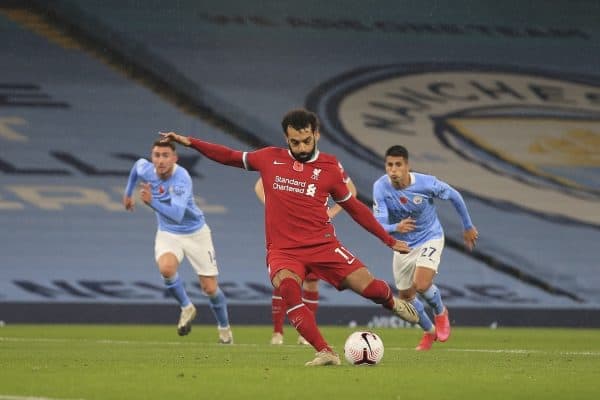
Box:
[415,331,437,351]
[435,307,451,342]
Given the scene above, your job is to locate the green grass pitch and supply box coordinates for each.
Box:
[1,324,598,400]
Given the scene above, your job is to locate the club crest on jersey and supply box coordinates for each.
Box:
[293,161,304,172]
[311,168,322,180]
[171,185,185,196]
[413,196,423,205]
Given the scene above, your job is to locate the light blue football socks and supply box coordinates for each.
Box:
[421,284,444,315]
[411,297,434,332]
[208,287,230,328]
[163,273,192,308]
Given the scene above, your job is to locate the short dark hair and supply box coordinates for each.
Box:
[153,139,176,151]
[281,108,319,135]
[385,145,408,160]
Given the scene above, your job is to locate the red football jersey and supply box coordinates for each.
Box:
[244,147,350,250]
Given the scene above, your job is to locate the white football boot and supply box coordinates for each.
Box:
[177,304,197,336]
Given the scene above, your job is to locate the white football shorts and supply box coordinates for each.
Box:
[155,224,219,276]
[392,237,444,291]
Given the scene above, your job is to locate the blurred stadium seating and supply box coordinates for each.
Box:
[1,0,598,326]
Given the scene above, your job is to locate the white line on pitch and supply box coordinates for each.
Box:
[386,347,600,356]
[2,337,599,356]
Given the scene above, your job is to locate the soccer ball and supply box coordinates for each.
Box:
[343,331,384,365]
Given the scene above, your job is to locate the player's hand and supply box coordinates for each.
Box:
[139,182,152,205]
[391,239,411,254]
[123,196,135,211]
[159,131,191,146]
[463,226,479,251]
[396,217,416,233]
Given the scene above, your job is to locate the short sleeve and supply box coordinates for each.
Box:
[244,147,276,171]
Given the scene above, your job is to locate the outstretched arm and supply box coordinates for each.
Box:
[160,131,245,168]
[123,160,141,211]
[339,196,411,253]
[327,178,356,219]
[447,186,478,251]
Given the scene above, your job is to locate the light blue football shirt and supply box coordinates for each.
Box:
[372,172,473,247]
[125,159,205,234]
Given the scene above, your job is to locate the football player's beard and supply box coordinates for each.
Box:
[289,144,316,163]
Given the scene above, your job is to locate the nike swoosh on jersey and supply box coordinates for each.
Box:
[273,161,286,165]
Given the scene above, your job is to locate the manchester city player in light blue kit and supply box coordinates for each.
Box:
[123,139,233,343]
[373,145,478,351]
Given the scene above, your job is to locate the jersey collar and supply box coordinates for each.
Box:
[388,172,415,188]
[287,149,320,163]
[154,164,177,180]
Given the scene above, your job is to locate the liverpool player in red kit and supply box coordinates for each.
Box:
[161,109,419,366]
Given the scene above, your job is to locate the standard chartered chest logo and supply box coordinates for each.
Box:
[272,175,318,197]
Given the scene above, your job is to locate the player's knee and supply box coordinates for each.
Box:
[272,269,302,288]
[302,279,319,292]
[278,277,303,308]
[199,276,218,296]
[279,277,301,294]
[414,281,432,294]
[157,253,179,274]
[341,267,372,292]
[158,265,178,279]
[398,289,415,301]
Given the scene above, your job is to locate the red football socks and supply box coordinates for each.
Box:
[302,289,319,315]
[361,279,395,310]
[271,287,285,334]
[279,278,330,352]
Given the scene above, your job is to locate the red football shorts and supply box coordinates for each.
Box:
[267,241,365,289]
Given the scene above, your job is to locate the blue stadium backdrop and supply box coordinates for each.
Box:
[1,0,598,327]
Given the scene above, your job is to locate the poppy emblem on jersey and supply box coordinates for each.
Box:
[399,196,408,204]
[413,196,423,205]
[311,168,322,180]
[158,185,165,194]
[293,161,304,172]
